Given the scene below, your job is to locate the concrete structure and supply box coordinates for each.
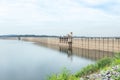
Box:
[22,37,120,53]
[35,42,114,60]
[0,35,118,60]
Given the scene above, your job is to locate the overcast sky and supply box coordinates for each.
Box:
[0,0,120,36]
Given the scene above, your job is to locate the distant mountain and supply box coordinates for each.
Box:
[0,35,59,38]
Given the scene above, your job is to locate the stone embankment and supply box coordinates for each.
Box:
[80,65,120,80]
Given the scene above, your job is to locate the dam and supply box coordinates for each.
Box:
[0,34,119,60]
[21,36,120,53]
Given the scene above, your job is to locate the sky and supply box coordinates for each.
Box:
[0,0,120,36]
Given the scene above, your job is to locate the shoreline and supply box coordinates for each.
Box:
[48,53,120,80]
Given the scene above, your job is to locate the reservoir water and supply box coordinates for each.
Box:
[0,40,98,80]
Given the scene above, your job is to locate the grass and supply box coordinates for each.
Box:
[75,57,112,77]
[47,68,79,80]
[47,53,120,80]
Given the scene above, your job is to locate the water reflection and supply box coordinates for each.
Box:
[35,43,114,61]
[59,47,73,61]
[0,40,95,80]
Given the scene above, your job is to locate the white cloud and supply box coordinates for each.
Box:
[0,5,9,16]
[79,0,110,5]
[0,1,58,23]
[108,4,120,15]
[0,0,119,23]
[0,0,120,35]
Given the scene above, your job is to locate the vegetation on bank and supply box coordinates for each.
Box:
[47,53,120,80]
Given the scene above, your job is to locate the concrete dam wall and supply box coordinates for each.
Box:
[22,37,120,53]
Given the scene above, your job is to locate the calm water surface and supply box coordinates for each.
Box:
[0,40,95,80]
